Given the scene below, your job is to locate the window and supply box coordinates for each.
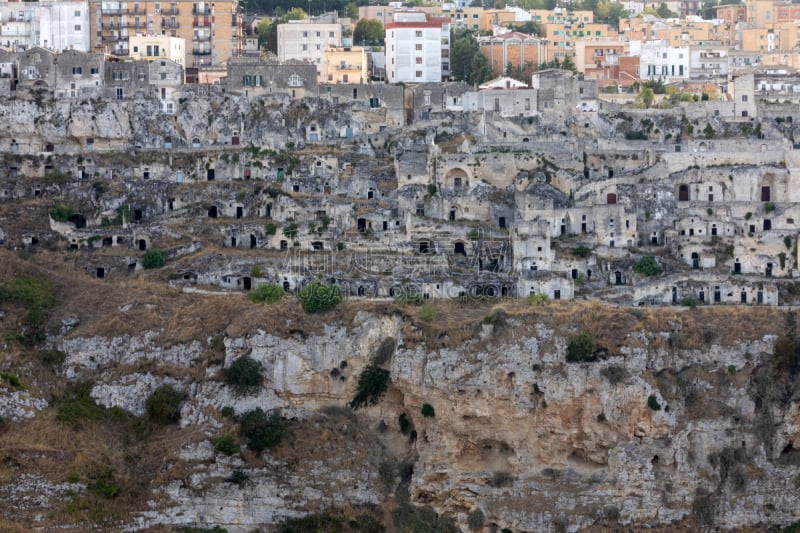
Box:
[329,31,334,37]
[415,30,423,37]
[342,74,349,82]
[416,43,422,50]
[133,46,139,53]
[316,44,320,50]
[416,57,423,64]
[316,31,320,37]
[74,24,81,31]
[415,70,422,77]
[116,87,124,100]
[90,67,98,75]
[302,31,308,37]
[424,94,430,105]
[74,10,81,16]
[742,94,748,102]
[302,44,308,51]
[72,66,82,74]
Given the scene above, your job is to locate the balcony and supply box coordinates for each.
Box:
[102,8,146,15]
[110,48,130,56]
[194,33,212,42]
[193,16,213,27]
[193,7,211,15]
[193,48,212,55]
[162,20,180,29]
[101,34,121,42]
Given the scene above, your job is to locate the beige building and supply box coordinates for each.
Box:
[277,14,346,78]
[129,34,186,65]
[322,46,368,84]
[89,0,241,67]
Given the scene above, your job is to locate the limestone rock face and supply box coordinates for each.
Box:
[40,314,800,531]
[0,387,48,420]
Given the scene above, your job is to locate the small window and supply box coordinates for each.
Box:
[415,30,423,37]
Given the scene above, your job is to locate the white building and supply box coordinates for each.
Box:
[129,34,187,66]
[688,45,729,80]
[638,39,689,82]
[0,0,89,51]
[277,13,345,79]
[385,12,451,83]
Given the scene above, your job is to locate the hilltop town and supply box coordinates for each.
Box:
[3,2,800,533]
[1,35,800,306]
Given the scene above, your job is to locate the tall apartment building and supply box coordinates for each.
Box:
[89,1,241,67]
[0,1,90,51]
[385,12,451,83]
[277,13,345,79]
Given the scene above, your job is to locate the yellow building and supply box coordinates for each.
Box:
[542,22,614,61]
[129,34,187,66]
[90,0,241,67]
[746,0,778,27]
[322,46,368,84]
[530,9,593,25]
[741,27,780,53]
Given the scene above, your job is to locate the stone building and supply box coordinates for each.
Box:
[226,58,318,98]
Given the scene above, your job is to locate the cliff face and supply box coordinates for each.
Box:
[3,301,789,532]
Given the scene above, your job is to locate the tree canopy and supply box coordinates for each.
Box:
[449,30,492,85]
[353,19,385,46]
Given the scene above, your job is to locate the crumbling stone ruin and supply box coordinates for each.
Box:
[2,50,800,309]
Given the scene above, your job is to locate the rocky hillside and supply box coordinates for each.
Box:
[0,249,799,532]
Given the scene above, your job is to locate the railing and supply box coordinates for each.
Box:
[193,7,211,15]
[102,8,146,15]
[162,21,180,29]
[101,34,121,42]
[110,48,130,56]
[193,48,212,55]
[194,33,212,42]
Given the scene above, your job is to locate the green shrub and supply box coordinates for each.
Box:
[419,303,439,321]
[0,276,56,345]
[680,296,698,308]
[221,406,235,418]
[239,408,286,452]
[49,203,75,222]
[785,236,793,249]
[468,229,480,240]
[421,403,435,418]
[427,183,437,196]
[467,509,485,531]
[526,293,549,306]
[39,349,66,365]
[647,394,662,411]
[87,466,120,499]
[392,501,457,533]
[283,222,299,239]
[349,364,390,410]
[0,372,23,388]
[298,280,342,313]
[57,381,107,429]
[212,434,239,456]
[247,283,284,304]
[224,356,263,392]
[250,266,262,278]
[634,256,663,276]
[566,332,595,362]
[145,384,183,425]
[142,249,167,269]
[265,222,277,235]
[226,468,249,486]
[765,202,776,213]
[572,245,592,258]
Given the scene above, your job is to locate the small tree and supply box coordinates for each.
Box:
[145,384,183,425]
[240,408,286,452]
[634,256,663,276]
[142,249,167,269]
[638,87,655,108]
[298,280,342,313]
[248,283,284,304]
[566,332,595,362]
[225,356,263,392]
[647,394,662,411]
[350,363,390,409]
[421,403,435,418]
